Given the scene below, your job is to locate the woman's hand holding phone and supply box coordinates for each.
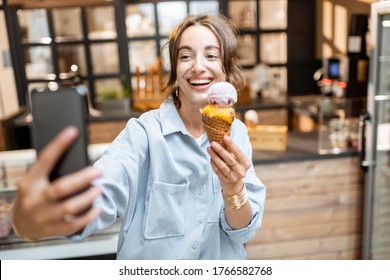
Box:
[12,127,102,241]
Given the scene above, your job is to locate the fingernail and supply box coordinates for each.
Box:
[63,126,78,138]
[211,141,219,149]
[86,166,102,177]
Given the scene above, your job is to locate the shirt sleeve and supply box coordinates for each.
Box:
[69,118,150,241]
[219,120,266,244]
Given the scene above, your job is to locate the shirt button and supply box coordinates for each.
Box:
[198,189,204,195]
[192,242,198,249]
[198,217,204,223]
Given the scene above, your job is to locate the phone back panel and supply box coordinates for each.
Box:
[31,87,89,181]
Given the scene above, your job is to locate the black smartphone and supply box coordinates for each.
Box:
[31,86,89,182]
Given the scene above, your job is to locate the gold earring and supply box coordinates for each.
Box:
[173,81,179,98]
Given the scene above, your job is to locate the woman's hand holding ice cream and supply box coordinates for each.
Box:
[201,81,249,190]
[207,135,250,191]
[203,82,252,228]
[207,135,252,229]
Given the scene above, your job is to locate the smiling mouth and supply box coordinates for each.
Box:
[188,78,213,86]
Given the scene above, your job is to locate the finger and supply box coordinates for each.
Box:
[210,141,238,167]
[223,136,250,170]
[64,207,102,234]
[209,155,238,184]
[207,146,231,176]
[38,185,101,225]
[45,166,101,202]
[30,127,79,178]
[52,207,102,237]
[209,158,226,178]
[60,186,102,217]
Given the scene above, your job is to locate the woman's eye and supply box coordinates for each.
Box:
[180,54,192,60]
[206,54,219,60]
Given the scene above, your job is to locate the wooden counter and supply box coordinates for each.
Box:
[248,157,363,260]
[246,138,364,259]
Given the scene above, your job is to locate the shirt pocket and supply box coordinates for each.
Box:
[208,177,222,223]
[144,180,189,239]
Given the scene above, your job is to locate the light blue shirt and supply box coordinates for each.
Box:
[72,98,266,259]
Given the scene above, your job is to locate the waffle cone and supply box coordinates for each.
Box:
[202,114,232,148]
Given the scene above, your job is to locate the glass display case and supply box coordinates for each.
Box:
[0,144,122,259]
[317,96,363,154]
[0,149,35,240]
[362,0,390,260]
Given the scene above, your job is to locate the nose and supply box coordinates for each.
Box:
[192,56,206,74]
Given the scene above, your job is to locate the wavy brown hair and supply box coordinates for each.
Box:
[162,14,246,108]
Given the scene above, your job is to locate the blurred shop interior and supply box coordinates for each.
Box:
[1,0,390,261]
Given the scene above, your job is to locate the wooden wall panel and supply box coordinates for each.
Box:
[247,234,361,260]
[248,157,364,260]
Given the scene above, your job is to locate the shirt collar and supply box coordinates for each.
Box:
[159,97,188,136]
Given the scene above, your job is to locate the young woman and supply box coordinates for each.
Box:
[12,14,266,259]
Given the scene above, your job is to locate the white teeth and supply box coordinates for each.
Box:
[190,79,211,85]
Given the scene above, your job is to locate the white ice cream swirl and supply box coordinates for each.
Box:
[207,82,237,107]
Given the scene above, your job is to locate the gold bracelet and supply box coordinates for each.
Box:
[222,185,248,210]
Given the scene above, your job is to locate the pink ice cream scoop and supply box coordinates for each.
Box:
[207,82,237,107]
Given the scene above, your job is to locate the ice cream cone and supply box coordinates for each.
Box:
[202,114,232,148]
[200,82,238,148]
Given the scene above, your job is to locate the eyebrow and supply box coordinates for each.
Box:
[178,45,220,52]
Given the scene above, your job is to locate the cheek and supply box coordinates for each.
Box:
[176,64,189,78]
[176,66,184,76]
[215,67,226,81]
[212,62,225,75]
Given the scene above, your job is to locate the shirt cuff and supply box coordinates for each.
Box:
[220,199,261,244]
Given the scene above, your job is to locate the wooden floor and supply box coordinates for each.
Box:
[247,157,364,260]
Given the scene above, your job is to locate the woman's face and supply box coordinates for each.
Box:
[176,25,226,108]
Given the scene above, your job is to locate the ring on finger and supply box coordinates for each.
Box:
[225,169,232,177]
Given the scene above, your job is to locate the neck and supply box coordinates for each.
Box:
[177,102,205,138]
